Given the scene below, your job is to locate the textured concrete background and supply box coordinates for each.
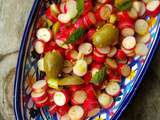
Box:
[0,0,160,120]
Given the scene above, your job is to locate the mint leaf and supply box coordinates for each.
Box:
[72,0,84,23]
[65,27,85,44]
[91,66,107,85]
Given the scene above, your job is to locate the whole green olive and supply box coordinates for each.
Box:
[92,24,119,48]
[44,51,64,78]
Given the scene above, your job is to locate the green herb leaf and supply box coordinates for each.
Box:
[72,0,84,23]
[91,66,107,85]
[65,27,85,44]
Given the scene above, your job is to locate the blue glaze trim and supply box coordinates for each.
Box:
[13,0,41,119]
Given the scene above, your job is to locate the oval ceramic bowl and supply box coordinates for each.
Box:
[14,0,160,120]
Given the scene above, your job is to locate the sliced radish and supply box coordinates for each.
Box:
[146,1,160,17]
[116,50,127,60]
[56,38,71,49]
[109,75,122,83]
[121,27,135,37]
[66,0,78,18]
[32,80,47,93]
[37,58,44,71]
[98,93,114,109]
[135,19,148,35]
[37,28,52,42]
[107,47,117,57]
[127,51,136,57]
[83,98,100,116]
[105,82,121,97]
[85,84,97,99]
[50,3,60,15]
[78,43,93,55]
[34,40,44,54]
[72,90,87,105]
[58,13,71,23]
[31,91,47,102]
[96,4,112,21]
[54,91,68,106]
[105,58,118,69]
[82,1,93,15]
[57,105,70,116]
[73,59,88,77]
[60,2,67,13]
[84,54,93,65]
[96,46,111,55]
[121,46,134,55]
[93,50,106,63]
[122,36,136,50]
[35,97,48,108]
[83,72,92,84]
[133,1,146,17]
[83,12,96,28]
[69,85,82,93]
[118,64,131,77]
[62,60,73,74]
[65,50,78,61]
[68,105,84,120]
[135,43,149,56]
[136,32,151,44]
[117,12,134,29]
[47,89,56,99]
[61,114,71,120]
[127,7,138,19]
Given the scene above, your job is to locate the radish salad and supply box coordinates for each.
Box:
[31,0,160,119]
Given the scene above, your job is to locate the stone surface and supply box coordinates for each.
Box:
[0,0,160,120]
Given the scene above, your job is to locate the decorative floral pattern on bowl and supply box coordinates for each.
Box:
[14,0,160,120]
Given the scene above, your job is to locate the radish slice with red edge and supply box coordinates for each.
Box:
[34,40,44,54]
[98,93,114,109]
[132,1,146,17]
[78,43,93,55]
[105,82,121,97]
[135,43,149,56]
[58,13,71,23]
[83,98,100,117]
[107,47,117,57]
[118,64,131,77]
[146,1,160,17]
[127,7,138,19]
[135,19,148,35]
[53,91,68,106]
[96,46,111,55]
[35,97,48,108]
[37,28,52,42]
[68,105,84,120]
[85,84,97,99]
[57,105,70,116]
[31,91,47,102]
[93,50,106,63]
[121,27,135,37]
[72,90,87,105]
[122,36,136,50]
[32,80,47,93]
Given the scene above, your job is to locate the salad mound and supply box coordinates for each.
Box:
[31,0,160,119]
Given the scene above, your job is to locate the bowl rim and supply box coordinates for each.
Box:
[13,0,160,119]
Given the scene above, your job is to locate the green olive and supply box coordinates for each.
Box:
[114,0,132,11]
[59,75,84,86]
[44,51,64,78]
[92,24,119,48]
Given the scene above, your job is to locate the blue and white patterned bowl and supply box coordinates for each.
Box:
[13,0,160,120]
